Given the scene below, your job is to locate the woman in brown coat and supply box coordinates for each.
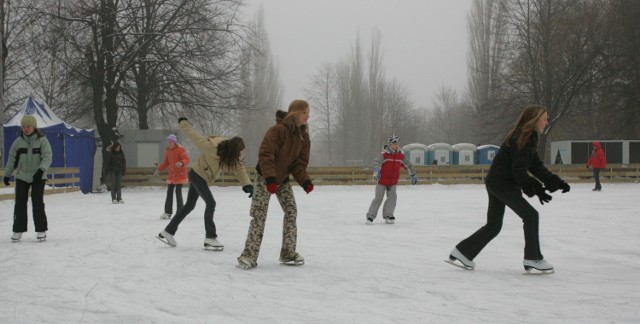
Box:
[238,99,313,270]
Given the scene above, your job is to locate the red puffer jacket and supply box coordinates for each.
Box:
[586,142,607,169]
[373,146,416,186]
[158,145,190,184]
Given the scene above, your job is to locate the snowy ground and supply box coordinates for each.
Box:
[1,182,639,323]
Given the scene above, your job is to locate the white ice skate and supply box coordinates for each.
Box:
[159,213,171,219]
[365,218,374,225]
[237,257,256,270]
[280,253,305,266]
[36,232,47,242]
[445,247,475,270]
[11,232,22,242]
[156,230,177,247]
[203,238,224,251]
[112,200,118,204]
[118,200,124,204]
[523,259,554,275]
[385,217,395,224]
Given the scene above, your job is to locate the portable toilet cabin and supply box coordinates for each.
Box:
[427,143,452,165]
[476,144,500,165]
[402,143,428,166]
[452,143,477,165]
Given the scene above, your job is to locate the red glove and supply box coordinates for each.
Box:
[303,180,314,194]
[266,183,278,194]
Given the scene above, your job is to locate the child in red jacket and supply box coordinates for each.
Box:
[365,134,417,225]
[155,134,190,219]
[586,141,607,191]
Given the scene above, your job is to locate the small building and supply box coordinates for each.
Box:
[476,144,500,165]
[427,143,452,165]
[402,143,429,166]
[550,140,640,164]
[452,143,477,165]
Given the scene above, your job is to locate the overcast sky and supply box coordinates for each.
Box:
[244,0,473,109]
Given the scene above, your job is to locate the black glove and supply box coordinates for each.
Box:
[522,178,542,198]
[33,169,44,182]
[536,187,552,205]
[558,181,570,193]
[178,117,188,123]
[242,185,254,198]
[3,177,10,186]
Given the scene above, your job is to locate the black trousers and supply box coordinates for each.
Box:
[164,184,184,214]
[164,170,217,238]
[13,179,48,233]
[593,168,602,190]
[456,183,543,261]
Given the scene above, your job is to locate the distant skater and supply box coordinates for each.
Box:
[365,134,417,225]
[586,141,606,191]
[155,134,190,219]
[106,142,126,204]
[447,105,570,273]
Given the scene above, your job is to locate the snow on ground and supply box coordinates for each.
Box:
[1,183,639,323]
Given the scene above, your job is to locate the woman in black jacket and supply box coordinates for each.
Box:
[447,105,570,273]
[106,142,126,203]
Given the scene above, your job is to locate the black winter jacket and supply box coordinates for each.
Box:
[486,132,562,196]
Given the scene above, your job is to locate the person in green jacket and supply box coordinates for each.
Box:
[3,115,53,242]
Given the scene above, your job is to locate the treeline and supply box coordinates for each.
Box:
[305,0,639,165]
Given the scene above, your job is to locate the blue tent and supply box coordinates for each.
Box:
[3,96,96,194]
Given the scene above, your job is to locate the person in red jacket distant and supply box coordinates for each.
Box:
[155,134,190,219]
[365,134,417,225]
[586,141,607,191]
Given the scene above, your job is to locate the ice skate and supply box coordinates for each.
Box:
[203,238,224,251]
[159,213,171,220]
[523,259,554,275]
[118,200,124,204]
[385,216,395,224]
[280,252,305,266]
[156,230,177,247]
[365,217,374,225]
[445,247,475,270]
[112,200,118,204]
[237,257,256,270]
[36,232,47,242]
[11,232,22,242]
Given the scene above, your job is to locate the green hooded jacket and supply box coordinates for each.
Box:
[4,131,53,183]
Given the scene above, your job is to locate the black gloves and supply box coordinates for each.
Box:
[33,169,44,182]
[3,177,9,186]
[178,117,188,123]
[558,181,571,193]
[242,185,254,198]
[536,187,552,205]
[522,178,542,198]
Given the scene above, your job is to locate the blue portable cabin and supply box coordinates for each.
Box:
[476,144,500,165]
[427,143,452,165]
[402,143,428,166]
[452,143,477,165]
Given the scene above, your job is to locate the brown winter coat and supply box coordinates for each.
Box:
[256,111,311,186]
[179,120,251,186]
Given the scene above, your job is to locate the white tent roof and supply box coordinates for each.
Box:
[4,96,88,132]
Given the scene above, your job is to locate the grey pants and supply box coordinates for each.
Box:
[110,171,122,201]
[366,184,397,220]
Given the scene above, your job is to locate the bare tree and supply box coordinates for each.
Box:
[305,62,336,165]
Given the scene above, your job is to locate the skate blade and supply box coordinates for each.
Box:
[203,244,224,251]
[37,238,46,242]
[11,239,20,243]
[523,268,555,275]
[280,260,305,266]
[444,259,474,270]
[155,235,176,247]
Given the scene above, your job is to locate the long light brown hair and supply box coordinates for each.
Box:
[504,105,546,151]
[217,137,245,170]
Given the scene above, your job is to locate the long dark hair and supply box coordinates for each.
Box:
[504,104,546,151]
[217,137,245,170]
